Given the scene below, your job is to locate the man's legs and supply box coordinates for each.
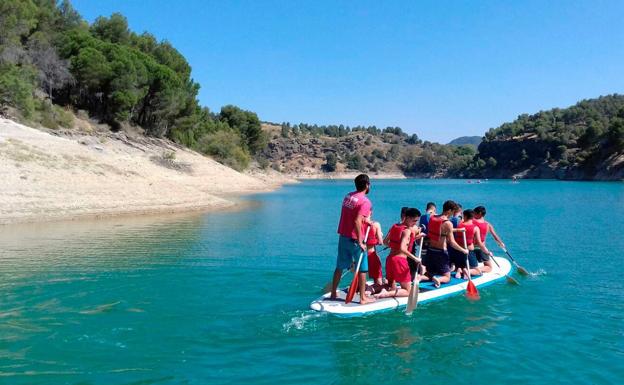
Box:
[358,272,374,304]
[330,268,343,299]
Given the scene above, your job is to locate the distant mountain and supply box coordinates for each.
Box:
[448,136,482,147]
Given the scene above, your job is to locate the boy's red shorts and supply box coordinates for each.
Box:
[385,254,411,283]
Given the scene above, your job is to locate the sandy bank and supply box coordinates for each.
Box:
[0,118,295,225]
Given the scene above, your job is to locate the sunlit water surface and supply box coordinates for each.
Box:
[0,180,622,384]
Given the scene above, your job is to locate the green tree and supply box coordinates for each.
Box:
[90,13,130,44]
[0,64,37,117]
[219,105,265,154]
[322,152,337,172]
[346,153,364,171]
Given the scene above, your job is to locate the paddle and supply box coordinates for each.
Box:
[322,270,348,294]
[405,237,424,315]
[462,231,479,299]
[489,252,520,285]
[345,226,371,304]
[503,248,529,276]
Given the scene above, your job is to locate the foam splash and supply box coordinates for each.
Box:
[528,268,547,277]
[282,311,324,333]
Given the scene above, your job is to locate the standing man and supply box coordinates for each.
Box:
[330,174,375,304]
[473,206,505,273]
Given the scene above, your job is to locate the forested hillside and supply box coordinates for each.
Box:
[260,123,477,177]
[473,95,624,179]
[0,0,263,170]
[262,96,624,180]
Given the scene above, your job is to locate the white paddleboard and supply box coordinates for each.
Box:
[310,256,513,317]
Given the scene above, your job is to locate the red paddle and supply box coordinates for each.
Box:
[462,230,480,300]
[345,227,371,304]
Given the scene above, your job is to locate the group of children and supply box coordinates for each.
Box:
[363,200,506,298]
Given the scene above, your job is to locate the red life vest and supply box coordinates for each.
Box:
[427,215,449,242]
[475,219,489,242]
[456,222,476,246]
[362,222,380,246]
[387,223,415,252]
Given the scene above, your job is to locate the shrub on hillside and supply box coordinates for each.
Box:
[322,153,337,172]
[197,130,250,171]
[0,65,37,118]
[35,100,74,129]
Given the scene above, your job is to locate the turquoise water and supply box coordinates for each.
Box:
[0,180,623,384]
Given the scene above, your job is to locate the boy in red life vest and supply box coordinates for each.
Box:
[473,206,505,273]
[451,209,493,278]
[330,174,375,304]
[363,209,384,293]
[424,200,468,288]
[376,208,423,298]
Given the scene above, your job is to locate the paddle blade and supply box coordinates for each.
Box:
[345,275,359,304]
[321,281,332,294]
[517,265,530,276]
[405,283,419,315]
[466,280,480,300]
[506,275,520,285]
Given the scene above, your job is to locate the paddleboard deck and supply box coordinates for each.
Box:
[310,256,512,317]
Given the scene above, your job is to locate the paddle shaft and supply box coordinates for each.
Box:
[463,231,479,297]
[462,231,472,282]
[504,248,529,275]
[406,237,424,315]
[489,252,520,285]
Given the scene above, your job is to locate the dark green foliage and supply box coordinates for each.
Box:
[219,105,265,154]
[346,153,365,171]
[90,13,130,44]
[0,64,37,117]
[197,130,250,171]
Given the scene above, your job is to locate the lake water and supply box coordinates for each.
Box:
[0,179,623,384]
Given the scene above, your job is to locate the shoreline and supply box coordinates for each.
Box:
[0,118,294,226]
[292,172,406,180]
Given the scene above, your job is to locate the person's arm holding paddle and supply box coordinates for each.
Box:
[488,223,505,250]
[473,227,491,256]
[400,228,420,263]
[445,221,468,255]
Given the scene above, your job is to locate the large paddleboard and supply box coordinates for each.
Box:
[310,256,512,317]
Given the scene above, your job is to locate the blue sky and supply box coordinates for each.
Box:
[72,0,624,143]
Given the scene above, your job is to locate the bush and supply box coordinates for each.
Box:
[322,152,337,172]
[256,156,270,169]
[346,153,365,171]
[197,130,250,171]
[35,100,74,129]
